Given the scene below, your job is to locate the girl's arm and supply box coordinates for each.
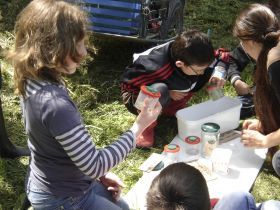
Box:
[50,95,160,180]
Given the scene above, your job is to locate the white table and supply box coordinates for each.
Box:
[124,135,267,210]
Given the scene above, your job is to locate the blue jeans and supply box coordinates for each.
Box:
[272,150,280,177]
[213,191,257,210]
[26,180,129,210]
[213,191,280,210]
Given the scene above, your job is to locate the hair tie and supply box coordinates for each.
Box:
[263,30,280,47]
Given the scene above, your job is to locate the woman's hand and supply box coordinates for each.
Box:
[100,172,125,201]
[131,98,161,138]
[169,90,188,101]
[241,129,268,148]
[242,119,262,131]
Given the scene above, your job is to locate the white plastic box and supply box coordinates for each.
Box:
[176,96,242,140]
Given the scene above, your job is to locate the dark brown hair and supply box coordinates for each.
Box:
[146,162,210,210]
[171,30,214,66]
[234,4,280,134]
[8,0,88,96]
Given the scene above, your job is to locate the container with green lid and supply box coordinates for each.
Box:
[184,136,201,156]
[206,82,224,101]
[134,85,161,111]
[163,144,180,163]
[201,122,220,158]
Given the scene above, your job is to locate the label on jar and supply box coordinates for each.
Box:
[203,139,218,158]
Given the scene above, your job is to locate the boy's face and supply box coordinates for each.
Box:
[176,61,208,76]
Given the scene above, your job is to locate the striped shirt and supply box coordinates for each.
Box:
[23,79,135,196]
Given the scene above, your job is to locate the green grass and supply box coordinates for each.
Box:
[0,0,279,209]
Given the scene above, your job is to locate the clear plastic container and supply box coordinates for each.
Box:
[163,144,180,163]
[206,83,224,101]
[184,136,201,156]
[207,65,226,101]
[201,122,220,159]
[134,85,161,110]
[212,65,226,79]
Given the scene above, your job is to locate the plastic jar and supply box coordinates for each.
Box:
[164,144,180,163]
[201,122,220,159]
[206,83,224,101]
[134,85,161,110]
[184,136,201,156]
[212,65,226,79]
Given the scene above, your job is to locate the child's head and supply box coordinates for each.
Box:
[146,162,211,210]
[9,0,88,95]
[171,30,214,76]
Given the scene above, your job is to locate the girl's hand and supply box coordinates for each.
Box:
[100,172,125,201]
[241,129,268,148]
[242,119,262,131]
[169,90,188,101]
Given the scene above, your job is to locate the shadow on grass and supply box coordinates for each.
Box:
[0,158,28,210]
[85,39,154,104]
[0,0,30,32]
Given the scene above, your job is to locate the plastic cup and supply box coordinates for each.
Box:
[163,144,180,163]
[134,85,161,110]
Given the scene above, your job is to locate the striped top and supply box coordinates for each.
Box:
[23,79,135,196]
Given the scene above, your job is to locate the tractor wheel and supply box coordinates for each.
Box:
[159,0,184,39]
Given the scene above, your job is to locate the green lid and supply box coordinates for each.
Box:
[140,85,161,98]
[164,144,180,153]
[201,122,220,133]
[185,136,200,144]
[168,144,177,150]
[146,86,158,93]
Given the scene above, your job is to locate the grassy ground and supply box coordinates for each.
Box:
[0,0,279,209]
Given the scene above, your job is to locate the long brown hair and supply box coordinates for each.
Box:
[7,0,88,96]
[233,4,280,134]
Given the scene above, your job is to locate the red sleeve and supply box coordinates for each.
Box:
[210,198,220,209]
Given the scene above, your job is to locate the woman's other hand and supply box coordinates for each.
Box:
[100,172,125,201]
[242,119,262,131]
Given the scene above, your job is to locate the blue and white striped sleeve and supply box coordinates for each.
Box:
[43,89,136,179]
[55,124,135,179]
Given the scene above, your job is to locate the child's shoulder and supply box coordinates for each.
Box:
[26,79,68,100]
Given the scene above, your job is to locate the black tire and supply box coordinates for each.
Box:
[159,0,184,39]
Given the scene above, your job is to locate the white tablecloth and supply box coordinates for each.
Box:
[124,135,267,210]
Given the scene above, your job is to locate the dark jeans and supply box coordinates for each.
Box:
[272,150,280,177]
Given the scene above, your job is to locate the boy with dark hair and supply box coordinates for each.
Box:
[121,29,227,148]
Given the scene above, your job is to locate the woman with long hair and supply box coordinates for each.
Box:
[234,3,280,177]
